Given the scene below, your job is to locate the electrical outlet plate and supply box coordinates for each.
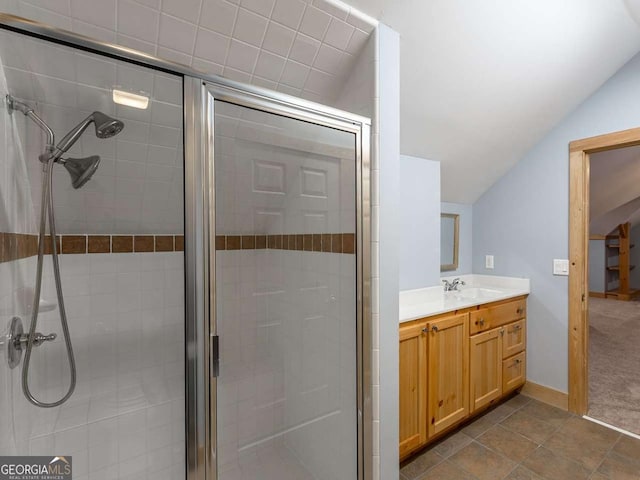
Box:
[553,259,569,276]
[485,255,494,269]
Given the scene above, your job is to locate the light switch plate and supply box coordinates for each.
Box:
[485,255,494,269]
[553,259,569,276]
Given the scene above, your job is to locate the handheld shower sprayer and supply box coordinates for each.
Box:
[6,95,124,407]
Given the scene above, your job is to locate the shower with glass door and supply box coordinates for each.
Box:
[0,13,371,480]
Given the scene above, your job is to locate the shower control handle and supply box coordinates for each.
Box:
[15,332,57,349]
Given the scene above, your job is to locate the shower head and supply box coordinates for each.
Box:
[55,112,124,157]
[60,156,101,189]
[92,111,125,139]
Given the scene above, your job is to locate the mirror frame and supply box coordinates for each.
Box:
[440,213,459,272]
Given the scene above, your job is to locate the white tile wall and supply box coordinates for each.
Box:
[0,27,187,480]
[334,31,382,480]
[0,56,38,456]
[0,0,376,105]
[216,249,357,480]
[0,30,184,234]
[0,252,185,480]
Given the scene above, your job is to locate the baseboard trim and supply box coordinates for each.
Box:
[589,291,606,298]
[521,381,568,411]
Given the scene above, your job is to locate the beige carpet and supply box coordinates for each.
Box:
[589,297,640,434]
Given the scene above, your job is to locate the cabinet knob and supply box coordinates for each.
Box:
[512,325,522,331]
[475,318,485,326]
[432,325,439,333]
[500,328,505,336]
[422,327,429,334]
[517,307,524,315]
[514,359,522,366]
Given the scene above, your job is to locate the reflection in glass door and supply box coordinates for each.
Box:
[213,100,359,479]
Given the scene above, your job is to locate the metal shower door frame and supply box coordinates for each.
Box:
[0,14,372,480]
[185,76,373,480]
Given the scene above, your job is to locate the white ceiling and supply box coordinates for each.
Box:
[347,0,640,203]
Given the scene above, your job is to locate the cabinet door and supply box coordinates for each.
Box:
[427,313,469,437]
[470,328,502,413]
[502,319,526,359]
[503,352,526,393]
[399,322,428,457]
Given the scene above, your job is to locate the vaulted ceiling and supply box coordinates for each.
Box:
[347,0,640,203]
[590,145,640,235]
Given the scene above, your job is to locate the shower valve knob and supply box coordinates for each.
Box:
[15,332,57,349]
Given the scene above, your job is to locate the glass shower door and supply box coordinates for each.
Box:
[0,28,186,480]
[213,100,358,480]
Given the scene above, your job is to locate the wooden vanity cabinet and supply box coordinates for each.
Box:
[469,298,526,335]
[399,295,528,459]
[469,302,526,414]
[502,319,526,358]
[399,321,428,458]
[426,313,469,436]
[503,351,526,393]
[469,328,502,413]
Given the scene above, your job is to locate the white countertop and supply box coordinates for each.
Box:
[399,274,530,323]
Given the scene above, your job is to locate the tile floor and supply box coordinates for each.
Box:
[400,394,640,480]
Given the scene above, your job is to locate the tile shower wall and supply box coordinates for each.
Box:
[216,247,356,479]
[0,252,185,480]
[0,0,375,105]
[335,31,382,479]
[24,252,185,480]
[0,29,186,480]
[0,29,184,234]
[0,60,37,455]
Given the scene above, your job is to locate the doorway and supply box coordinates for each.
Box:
[569,125,640,434]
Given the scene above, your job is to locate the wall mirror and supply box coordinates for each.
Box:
[441,213,459,271]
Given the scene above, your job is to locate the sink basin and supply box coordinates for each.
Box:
[454,287,503,300]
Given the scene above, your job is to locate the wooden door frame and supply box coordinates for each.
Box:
[568,126,640,414]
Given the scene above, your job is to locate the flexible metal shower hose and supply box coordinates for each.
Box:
[22,154,77,407]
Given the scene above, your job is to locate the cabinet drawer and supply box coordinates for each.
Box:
[502,352,526,393]
[502,319,526,359]
[470,298,526,335]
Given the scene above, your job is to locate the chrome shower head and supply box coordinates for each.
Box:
[92,111,124,139]
[60,156,101,189]
[55,112,124,156]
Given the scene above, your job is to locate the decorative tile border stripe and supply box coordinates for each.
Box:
[0,233,185,263]
[216,233,355,254]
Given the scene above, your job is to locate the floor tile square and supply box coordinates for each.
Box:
[522,446,592,480]
[449,441,516,480]
[500,411,557,444]
[433,431,473,458]
[477,425,538,463]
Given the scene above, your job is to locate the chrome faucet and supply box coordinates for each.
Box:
[443,278,465,292]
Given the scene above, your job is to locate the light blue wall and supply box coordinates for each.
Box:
[399,155,441,290]
[441,202,473,275]
[473,52,640,393]
[588,240,605,293]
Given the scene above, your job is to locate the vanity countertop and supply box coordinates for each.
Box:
[399,274,530,323]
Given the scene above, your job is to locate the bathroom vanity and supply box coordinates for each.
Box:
[398,276,530,459]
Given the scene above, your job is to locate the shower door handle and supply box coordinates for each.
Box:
[210,334,219,378]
